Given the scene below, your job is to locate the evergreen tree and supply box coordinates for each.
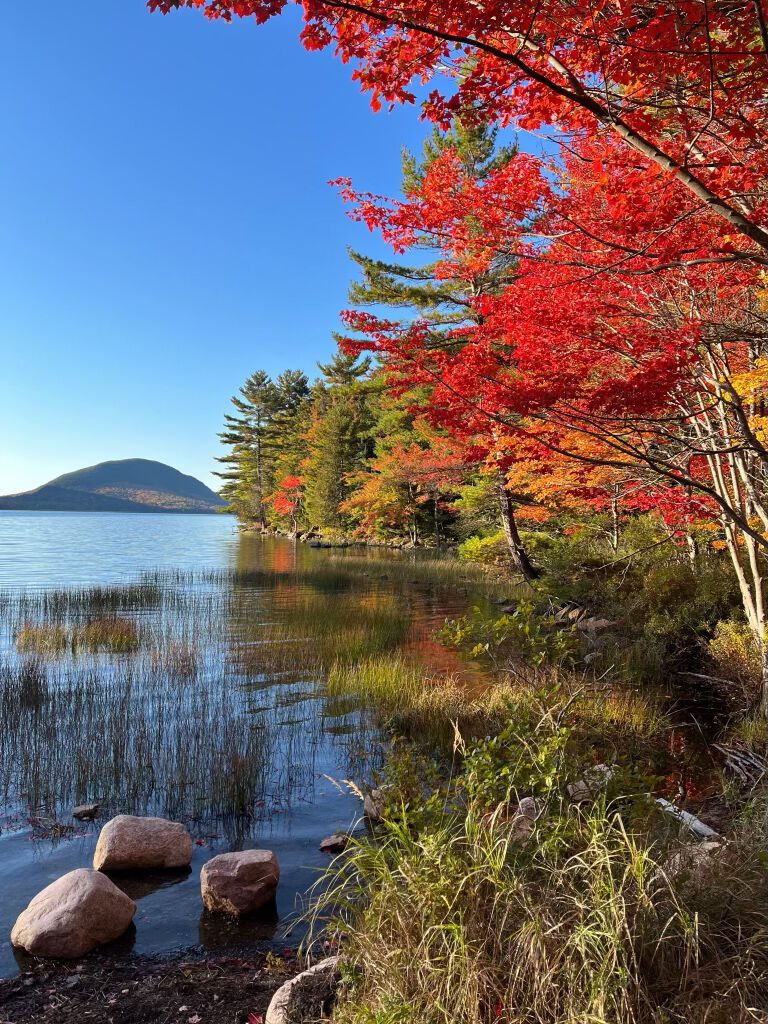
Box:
[344,117,539,577]
[302,352,375,533]
[217,369,309,529]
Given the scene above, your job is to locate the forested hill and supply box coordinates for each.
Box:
[0,459,226,514]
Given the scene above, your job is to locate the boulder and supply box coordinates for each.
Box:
[575,616,616,632]
[72,802,100,821]
[363,785,396,823]
[93,815,192,871]
[649,840,727,889]
[265,957,341,1024]
[11,868,135,959]
[567,764,616,803]
[517,796,541,818]
[319,832,348,854]
[508,796,541,842]
[200,849,279,916]
[660,840,725,882]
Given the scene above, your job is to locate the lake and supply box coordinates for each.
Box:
[0,512,484,976]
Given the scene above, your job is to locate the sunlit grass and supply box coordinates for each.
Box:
[15,617,140,655]
[327,654,669,750]
[15,623,69,654]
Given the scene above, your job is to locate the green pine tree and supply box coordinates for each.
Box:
[302,352,375,533]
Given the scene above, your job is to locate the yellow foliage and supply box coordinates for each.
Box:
[729,357,768,443]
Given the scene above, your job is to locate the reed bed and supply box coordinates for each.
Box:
[326,654,670,751]
[0,557,420,831]
[16,617,141,654]
[0,657,331,824]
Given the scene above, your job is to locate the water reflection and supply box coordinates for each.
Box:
[0,517,490,976]
[198,902,280,949]
[111,867,193,902]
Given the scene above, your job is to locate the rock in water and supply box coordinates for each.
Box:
[200,850,279,916]
[93,815,193,871]
[72,802,100,821]
[319,832,349,854]
[265,957,340,1024]
[11,869,135,959]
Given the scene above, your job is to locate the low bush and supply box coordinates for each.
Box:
[708,619,762,692]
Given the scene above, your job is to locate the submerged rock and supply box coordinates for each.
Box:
[11,868,135,959]
[200,849,280,916]
[265,956,341,1024]
[72,802,100,821]
[93,815,193,871]
[319,832,349,854]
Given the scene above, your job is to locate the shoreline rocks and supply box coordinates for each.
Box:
[200,849,280,916]
[265,956,341,1024]
[364,785,396,824]
[11,869,135,959]
[319,832,349,854]
[93,815,193,871]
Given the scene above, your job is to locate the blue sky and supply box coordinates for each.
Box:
[0,1,433,493]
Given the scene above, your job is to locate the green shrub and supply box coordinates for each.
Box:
[441,603,580,668]
[457,532,509,568]
[709,619,762,691]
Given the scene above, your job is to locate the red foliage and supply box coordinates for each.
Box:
[150,0,768,256]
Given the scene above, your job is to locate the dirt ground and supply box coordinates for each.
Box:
[0,949,298,1024]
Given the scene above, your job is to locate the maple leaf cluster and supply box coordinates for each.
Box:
[155,0,768,637]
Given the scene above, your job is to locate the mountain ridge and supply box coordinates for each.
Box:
[0,459,226,514]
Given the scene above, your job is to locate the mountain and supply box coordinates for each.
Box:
[0,459,227,514]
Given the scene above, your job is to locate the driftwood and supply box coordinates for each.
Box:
[655,798,720,840]
[713,742,768,786]
[679,670,743,689]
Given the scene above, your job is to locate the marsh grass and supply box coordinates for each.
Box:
[16,617,141,655]
[0,557,424,830]
[0,657,296,822]
[327,654,670,752]
[15,623,69,654]
[149,638,200,677]
[317,804,768,1024]
[228,590,411,679]
[0,582,165,618]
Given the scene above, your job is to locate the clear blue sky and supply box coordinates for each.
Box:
[0,1,433,493]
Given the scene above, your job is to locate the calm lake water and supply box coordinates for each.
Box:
[0,512,482,976]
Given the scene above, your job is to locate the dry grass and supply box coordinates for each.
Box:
[16,617,140,654]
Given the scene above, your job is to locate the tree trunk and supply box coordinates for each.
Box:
[609,486,620,553]
[685,532,698,570]
[497,476,540,581]
[761,637,768,720]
